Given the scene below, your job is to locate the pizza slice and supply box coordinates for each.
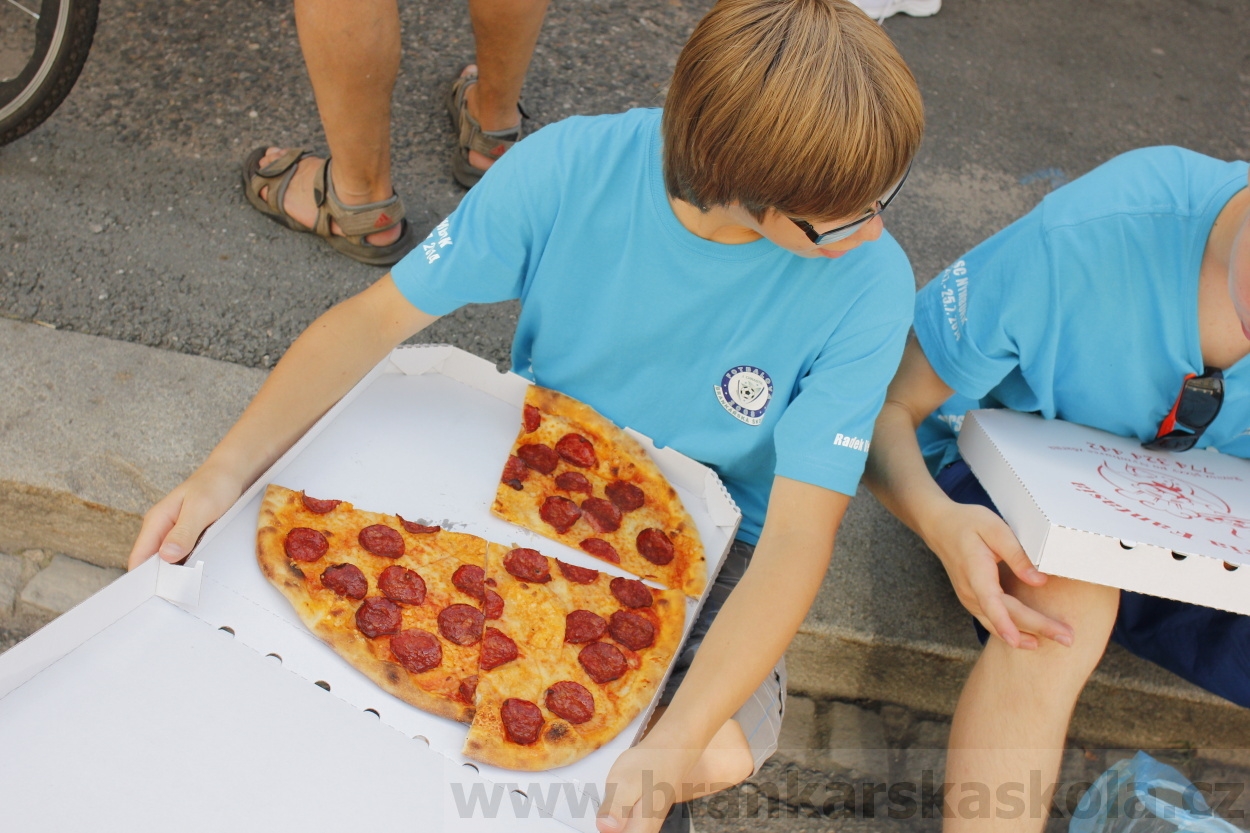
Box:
[493,385,708,597]
[462,546,685,771]
[257,484,487,723]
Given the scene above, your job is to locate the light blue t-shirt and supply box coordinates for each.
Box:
[392,109,914,542]
[915,146,1250,475]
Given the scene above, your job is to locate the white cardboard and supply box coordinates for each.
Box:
[0,560,555,831]
[178,344,740,830]
[959,409,1250,614]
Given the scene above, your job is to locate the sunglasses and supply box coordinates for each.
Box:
[788,164,911,247]
[1141,368,1224,452]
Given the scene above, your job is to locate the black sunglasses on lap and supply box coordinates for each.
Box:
[1141,368,1224,452]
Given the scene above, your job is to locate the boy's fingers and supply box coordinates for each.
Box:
[596,811,626,833]
[128,497,183,570]
[976,590,1020,648]
[1002,596,1074,647]
[982,520,1045,586]
[158,499,222,564]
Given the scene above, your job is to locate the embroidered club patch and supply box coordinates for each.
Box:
[715,366,774,426]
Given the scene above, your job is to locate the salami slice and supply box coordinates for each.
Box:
[578,642,628,685]
[437,603,485,646]
[609,610,656,651]
[378,565,426,606]
[301,493,341,514]
[554,471,592,495]
[545,681,595,725]
[503,548,551,583]
[480,627,519,671]
[452,564,486,600]
[459,675,479,705]
[397,515,441,534]
[636,528,675,566]
[390,629,442,674]
[501,455,529,490]
[605,481,646,512]
[517,443,559,474]
[523,404,542,433]
[500,698,544,745]
[555,433,598,468]
[564,609,608,644]
[610,577,653,608]
[321,563,367,600]
[359,524,405,558]
[285,527,328,563]
[356,597,403,639]
[580,538,621,563]
[540,496,582,534]
[483,589,504,620]
[556,559,599,584]
[581,497,622,534]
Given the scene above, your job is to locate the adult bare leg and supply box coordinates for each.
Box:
[462,0,551,172]
[944,575,1119,833]
[256,0,402,247]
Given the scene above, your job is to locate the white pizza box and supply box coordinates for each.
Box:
[958,408,1250,615]
[0,556,552,831]
[177,344,740,830]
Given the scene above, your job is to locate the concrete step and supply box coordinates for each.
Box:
[1,317,1245,764]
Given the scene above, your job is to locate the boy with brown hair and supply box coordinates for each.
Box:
[130,2,924,830]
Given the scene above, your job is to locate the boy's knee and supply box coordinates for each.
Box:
[986,577,1119,688]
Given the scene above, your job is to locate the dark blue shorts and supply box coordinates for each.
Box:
[936,459,1250,709]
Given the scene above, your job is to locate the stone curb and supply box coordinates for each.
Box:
[1,317,1246,762]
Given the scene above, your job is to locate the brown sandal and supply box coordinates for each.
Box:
[242,146,417,267]
[444,68,524,189]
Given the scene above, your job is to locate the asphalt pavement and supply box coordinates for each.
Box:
[2,0,1247,366]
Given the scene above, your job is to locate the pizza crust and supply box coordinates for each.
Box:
[257,484,481,724]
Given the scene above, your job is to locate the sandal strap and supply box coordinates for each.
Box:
[451,73,523,163]
[312,158,407,242]
[249,147,314,222]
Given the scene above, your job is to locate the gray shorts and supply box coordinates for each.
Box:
[659,539,786,775]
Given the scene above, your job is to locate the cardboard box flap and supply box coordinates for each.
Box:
[0,559,200,698]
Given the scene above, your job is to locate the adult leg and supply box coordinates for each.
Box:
[944,575,1119,833]
[462,0,550,172]
[255,0,402,248]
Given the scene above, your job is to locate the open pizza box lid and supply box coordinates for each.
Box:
[0,345,741,831]
[958,409,1250,614]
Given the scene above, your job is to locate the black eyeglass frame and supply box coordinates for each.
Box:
[1141,368,1225,453]
[788,164,911,247]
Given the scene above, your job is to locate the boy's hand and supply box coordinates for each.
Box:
[924,502,1073,649]
[127,464,243,570]
[598,743,697,833]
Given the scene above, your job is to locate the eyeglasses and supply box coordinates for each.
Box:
[788,164,911,247]
[1141,368,1224,452]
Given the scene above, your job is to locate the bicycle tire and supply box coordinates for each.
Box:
[0,0,99,145]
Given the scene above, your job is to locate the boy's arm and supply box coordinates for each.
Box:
[599,475,846,833]
[862,336,1069,649]
[128,275,438,569]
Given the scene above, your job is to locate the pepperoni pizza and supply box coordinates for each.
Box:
[257,484,685,771]
[494,386,708,597]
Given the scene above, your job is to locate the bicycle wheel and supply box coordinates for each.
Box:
[0,0,98,145]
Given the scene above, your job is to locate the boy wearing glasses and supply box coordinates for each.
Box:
[865,146,1250,833]
[129,2,924,830]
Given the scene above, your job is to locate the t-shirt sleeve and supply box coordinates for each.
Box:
[389,128,560,316]
[772,263,914,497]
[912,208,1055,399]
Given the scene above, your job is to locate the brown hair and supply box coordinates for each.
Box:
[663,0,924,222]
